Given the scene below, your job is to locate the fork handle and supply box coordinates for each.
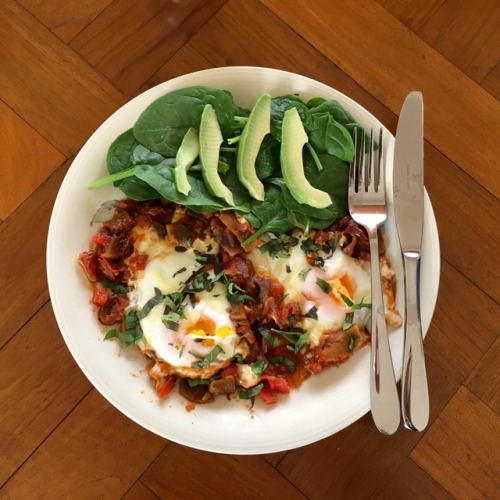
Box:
[401,253,429,431]
[368,228,400,435]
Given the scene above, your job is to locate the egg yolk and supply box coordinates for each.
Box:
[187,316,235,346]
[330,273,356,306]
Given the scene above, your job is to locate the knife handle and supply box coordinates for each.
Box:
[368,229,400,435]
[401,253,429,431]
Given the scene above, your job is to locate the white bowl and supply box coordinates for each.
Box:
[47,67,440,454]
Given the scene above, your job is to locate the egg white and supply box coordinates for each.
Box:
[247,241,372,345]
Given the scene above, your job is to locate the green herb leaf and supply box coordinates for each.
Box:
[348,335,357,351]
[226,281,253,303]
[251,359,268,376]
[267,355,296,373]
[104,308,143,346]
[258,327,279,347]
[138,288,165,320]
[294,332,311,353]
[191,345,225,369]
[303,306,318,319]
[339,293,372,310]
[316,278,332,294]
[343,312,354,331]
[238,383,264,400]
[299,267,312,281]
[172,267,187,278]
[100,278,129,295]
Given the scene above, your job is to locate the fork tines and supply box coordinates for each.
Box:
[352,127,384,194]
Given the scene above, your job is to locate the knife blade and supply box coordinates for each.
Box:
[393,91,429,432]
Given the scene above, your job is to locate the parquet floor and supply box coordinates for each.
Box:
[1,1,499,498]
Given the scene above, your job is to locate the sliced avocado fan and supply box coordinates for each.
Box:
[174,127,199,195]
[280,107,332,209]
[199,104,234,206]
[236,93,271,201]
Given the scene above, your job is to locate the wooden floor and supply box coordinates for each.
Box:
[1,0,499,498]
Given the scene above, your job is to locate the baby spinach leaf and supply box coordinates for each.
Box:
[133,161,251,212]
[308,99,358,134]
[241,185,294,246]
[105,128,164,199]
[308,112,354,162]
[133,86,239,156]
[255,135,281,179]
[270,95,312,141]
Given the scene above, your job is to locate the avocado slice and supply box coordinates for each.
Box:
[236,93,271,200]
[174,127,199,195]
[199,104,234,206]
[280,107,332,209]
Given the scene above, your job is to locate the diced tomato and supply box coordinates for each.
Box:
[270,282,285,301]
[128,253,148,272]
[157,376,177,399]
[91,287,109,307]
[262,375,290,394]
[78,250,101,282]
[222,362,238,378]
[258,385,277,404]
[91,232,111,246]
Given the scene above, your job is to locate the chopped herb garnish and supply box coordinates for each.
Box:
[226,281,253,303]
[104,308,143,346]
[298,267,312,281]
[172,267,187,278]
[162,311,183,331]
[343,312,354,330]
[187,376,220,387]
[100,279,129,295]
[191,345,225,369]
[294,332,311,353]
[258,327,279,346]
[286,265,292,274]
[316,278,332,294]
[313,255,325,268]
[238,383,264,399]
[277,293,289,304]
[303,306,318,319]
[178,344,185,358]
[259,238,290,258]
[251,359,268,376]
[174,246,187,252]
[300,238,322,254]
[138,287,165,320]
[267,355,296,373]
[348,335,357,351]
[339,293,372,310]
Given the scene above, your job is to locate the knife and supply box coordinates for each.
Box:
[393,91,429,432]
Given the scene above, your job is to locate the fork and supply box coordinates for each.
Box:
[348,127,400,435]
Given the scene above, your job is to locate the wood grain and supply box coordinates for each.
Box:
[466,336,500,413]
[425,259,499,383]
[1,390,168,498]
[0,162,70,348]
[0,0,498,497]
[418,0,500,82]
[276,358,459,499]
[481,62,500,99]
[0,100,65,219]
[261,0,500,199]
[0,303,91,487]
[411,386,500,499]
[70,0,227,96]
[16,0,113,43]
[373,458,455,500]
[0,1,124,156]
[141,443,306,499]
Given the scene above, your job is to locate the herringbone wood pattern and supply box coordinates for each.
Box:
[1,1,499,498]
